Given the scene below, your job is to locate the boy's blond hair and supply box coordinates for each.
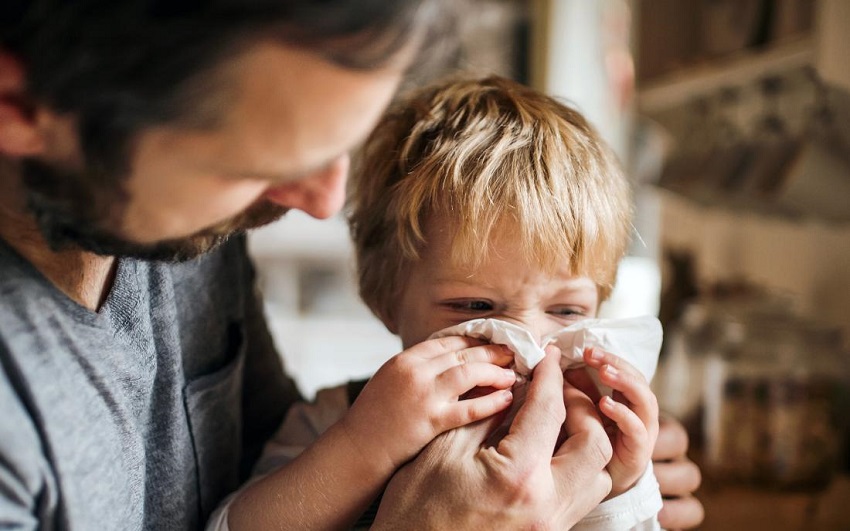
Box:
[348,75,632,326]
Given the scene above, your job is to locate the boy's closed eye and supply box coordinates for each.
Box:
[439,300,588,320]
[547,306,587,319]
[441,299,494,313]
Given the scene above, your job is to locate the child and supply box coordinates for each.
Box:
[348,75,661,529]
[211,75,661,530]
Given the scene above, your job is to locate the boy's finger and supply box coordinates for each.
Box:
[438,362,517,396]
[432,343,515,371]
[599,395,649,459]
[415,335,490,359]
[598,364,659,436]
[583,348,645,381]
[445,389,515,428]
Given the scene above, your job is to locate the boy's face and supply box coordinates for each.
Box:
[392,218,601,349]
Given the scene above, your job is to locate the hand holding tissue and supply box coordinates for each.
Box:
[431,315,665,531]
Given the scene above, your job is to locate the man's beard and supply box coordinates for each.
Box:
[21,158,289,262]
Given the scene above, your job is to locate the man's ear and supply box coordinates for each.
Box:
[0,50,44,157]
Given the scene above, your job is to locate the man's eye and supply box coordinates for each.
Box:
[444,300,494,312]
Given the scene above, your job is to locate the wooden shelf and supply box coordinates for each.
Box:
[638,38,815,115]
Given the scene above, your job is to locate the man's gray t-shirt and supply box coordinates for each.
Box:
[0,235,301,530]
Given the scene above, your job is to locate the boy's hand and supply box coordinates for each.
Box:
[567,347,660,497]
[341,335,516,472]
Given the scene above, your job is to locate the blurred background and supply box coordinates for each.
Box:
[248,1,850,528]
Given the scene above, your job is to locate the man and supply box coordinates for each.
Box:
[0,1,703,529]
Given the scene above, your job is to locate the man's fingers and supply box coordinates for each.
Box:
[657,495,705,530]
[561,376,604,439]
[497,347,565,460]
[653,415,690,461]
[552,419,613,513]
[654,459,702,497]
[564,367,601,403]
[552,382,612,520]
[424,409,506,462]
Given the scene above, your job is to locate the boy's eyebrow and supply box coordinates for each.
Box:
[432,276,484,286]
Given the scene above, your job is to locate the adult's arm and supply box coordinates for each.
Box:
[653,415,704,530]
[371,348,613,529]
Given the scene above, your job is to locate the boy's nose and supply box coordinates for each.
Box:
[498,315,547,345]
[263,154,349,219]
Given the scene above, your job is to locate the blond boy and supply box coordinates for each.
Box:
[347,75,660,528]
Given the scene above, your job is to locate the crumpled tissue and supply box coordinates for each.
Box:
[430,315,663,381]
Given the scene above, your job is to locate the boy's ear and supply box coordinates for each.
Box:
[381,310,399,336]
[0,50,45,157]
[378,312,398,336]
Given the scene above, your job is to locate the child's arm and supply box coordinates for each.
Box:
[225,335,516,530]
[574,348,660,497]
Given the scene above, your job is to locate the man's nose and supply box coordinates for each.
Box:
[262,154,349,219]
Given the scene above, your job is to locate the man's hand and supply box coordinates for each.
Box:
[654,415,704,530]
[372,347,613,530]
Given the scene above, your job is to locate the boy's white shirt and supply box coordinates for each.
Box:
[207,316,664,531]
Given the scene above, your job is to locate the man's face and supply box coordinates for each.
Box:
[391,219,602,349]
[25,42,405,260]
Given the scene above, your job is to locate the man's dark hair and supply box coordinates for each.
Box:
[1,0,442,173]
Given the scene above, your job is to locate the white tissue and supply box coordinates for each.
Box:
[430,316,662,380]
